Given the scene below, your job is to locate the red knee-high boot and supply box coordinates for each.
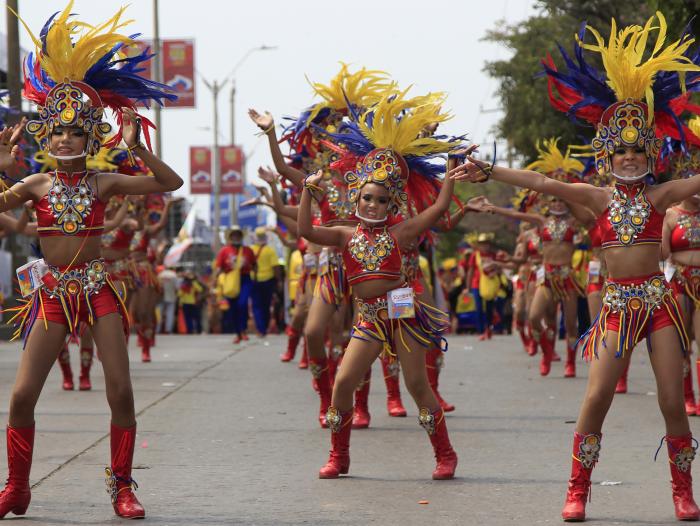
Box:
[616,361,630,394]
[684,364,696,416]
[318,407,352,479]
[419,408,457,479]
[79,347,94,391]
[515,320,531,353]
[562,432,601,521]
[381,356,407,417]
[564,345,576,378]
[665,434,700,520]
[425,348,455,413]
[309,357,332,428]
[0,425,34,519]
[57,344,74,391]
[327,344,343,388]
[280,326,301,362]
[525,322,538,356]
[352,369,371,429]
[298,339,309,369]
[538,327,555,377]
[137,325,151,363]
[106,423,145,519]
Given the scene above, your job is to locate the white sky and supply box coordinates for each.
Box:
[2,0,538,219]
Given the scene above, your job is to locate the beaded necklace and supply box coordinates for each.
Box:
[608,183,651,245]
[349,225,395,272]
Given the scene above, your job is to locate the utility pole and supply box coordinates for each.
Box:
[202,78,227,252]
[6,0,21,116]
[152,0,162,158]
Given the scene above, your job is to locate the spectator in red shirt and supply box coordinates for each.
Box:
[214,226,256,342]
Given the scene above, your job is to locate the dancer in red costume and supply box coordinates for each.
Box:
[301,90,462,480]
[476,139,593,378]
[453,12,700,520]
[663,128,700,415]
[0,3,182,519]
[511,221,542,356]
[249,65,394,427]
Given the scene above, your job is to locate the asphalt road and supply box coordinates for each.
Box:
[0,331,695,525]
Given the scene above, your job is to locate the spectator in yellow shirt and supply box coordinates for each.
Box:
[251,227,281,336]
[178,271,204,334]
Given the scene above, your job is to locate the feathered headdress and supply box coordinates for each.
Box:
[282,63,394,156]
[542,12,700,176]
[667,116,700,180]
[526,138,585,182]
[323,88,459,217]
[15,1,177,156]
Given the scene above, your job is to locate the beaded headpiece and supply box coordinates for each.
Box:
[17,1,176,157]
[542,12,700,177]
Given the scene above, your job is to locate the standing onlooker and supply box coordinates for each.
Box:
[157,265,179,334]
[251,227,282,337]
[214,226,255,343]
[178,271,203,334]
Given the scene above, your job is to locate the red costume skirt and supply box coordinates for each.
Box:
[350,287,449,358]
[672,263,700,309]
[7,259,129,345]
[105,258,134,297]
[133,259,161,292]
[539,263,584,301]
[577,274,688,360]
[313,249,349,307]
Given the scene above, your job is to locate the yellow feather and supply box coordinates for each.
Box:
[305,62,395,124]
[357,89,453,157]
[688,117,700,139]
[526,138,584,175]
[576,11,700,121]
[12,1,135,83]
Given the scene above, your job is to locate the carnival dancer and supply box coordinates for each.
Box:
[300,90,462,480]
[129,195,173,362]
[663,122,700,414]
[0,3,181,519]
[453,12,700,520]
[249,64,395,427]
[511,220,543,355]
[477,139,593,378]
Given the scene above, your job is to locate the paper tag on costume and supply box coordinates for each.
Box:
[536,266,545,285]
[319,249,329,276]
[387,287,415,319]
[664,261,676,282]
[588,260,601,277]
[303,253,317,271]
[16,258,52,297]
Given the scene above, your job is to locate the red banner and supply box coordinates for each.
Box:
[162,40,195,108]
[190,146,212,194]
[220,145,245,194]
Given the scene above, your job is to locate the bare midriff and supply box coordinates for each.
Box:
[40,237,103,267]
[542,242,574,266]
[352,277,406,300]
[603,244,662,279]
[671,249,700,267]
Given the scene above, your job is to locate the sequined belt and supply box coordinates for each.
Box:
[46,259,109,297]
[675,263,700,282]
[545,263,572,278]
[356,295,389,324]
[602,275,670,313]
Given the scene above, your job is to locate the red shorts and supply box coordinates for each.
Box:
[540,263,584,300]
[314,250,349,306]
[351,288,448,357]
[8,259,129,344]
[578,273,688,360]
[586,281,604,295]
[672,263,700,308]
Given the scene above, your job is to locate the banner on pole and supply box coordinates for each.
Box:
[189,146,212,194]
[162,40,195,108]
[219,145,244,194]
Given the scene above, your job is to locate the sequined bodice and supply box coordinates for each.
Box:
[35,170,105,237]
[596,183,662,248]
[540,217,575,243]
[671,208,700,252]
[343,224,402,285]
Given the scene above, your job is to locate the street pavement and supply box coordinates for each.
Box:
[0,331,696,525]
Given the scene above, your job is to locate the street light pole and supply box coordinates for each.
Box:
[229,79,236,146]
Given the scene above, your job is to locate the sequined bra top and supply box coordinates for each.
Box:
[525,231,542,256]
[35,170,105,237]
[540,216,576,243]
[595,183,663,248]
[671,208,700,252]
[318,180,358,226]
[589,223,602,249]
[342,224,402,285]
[102,226,135,251]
